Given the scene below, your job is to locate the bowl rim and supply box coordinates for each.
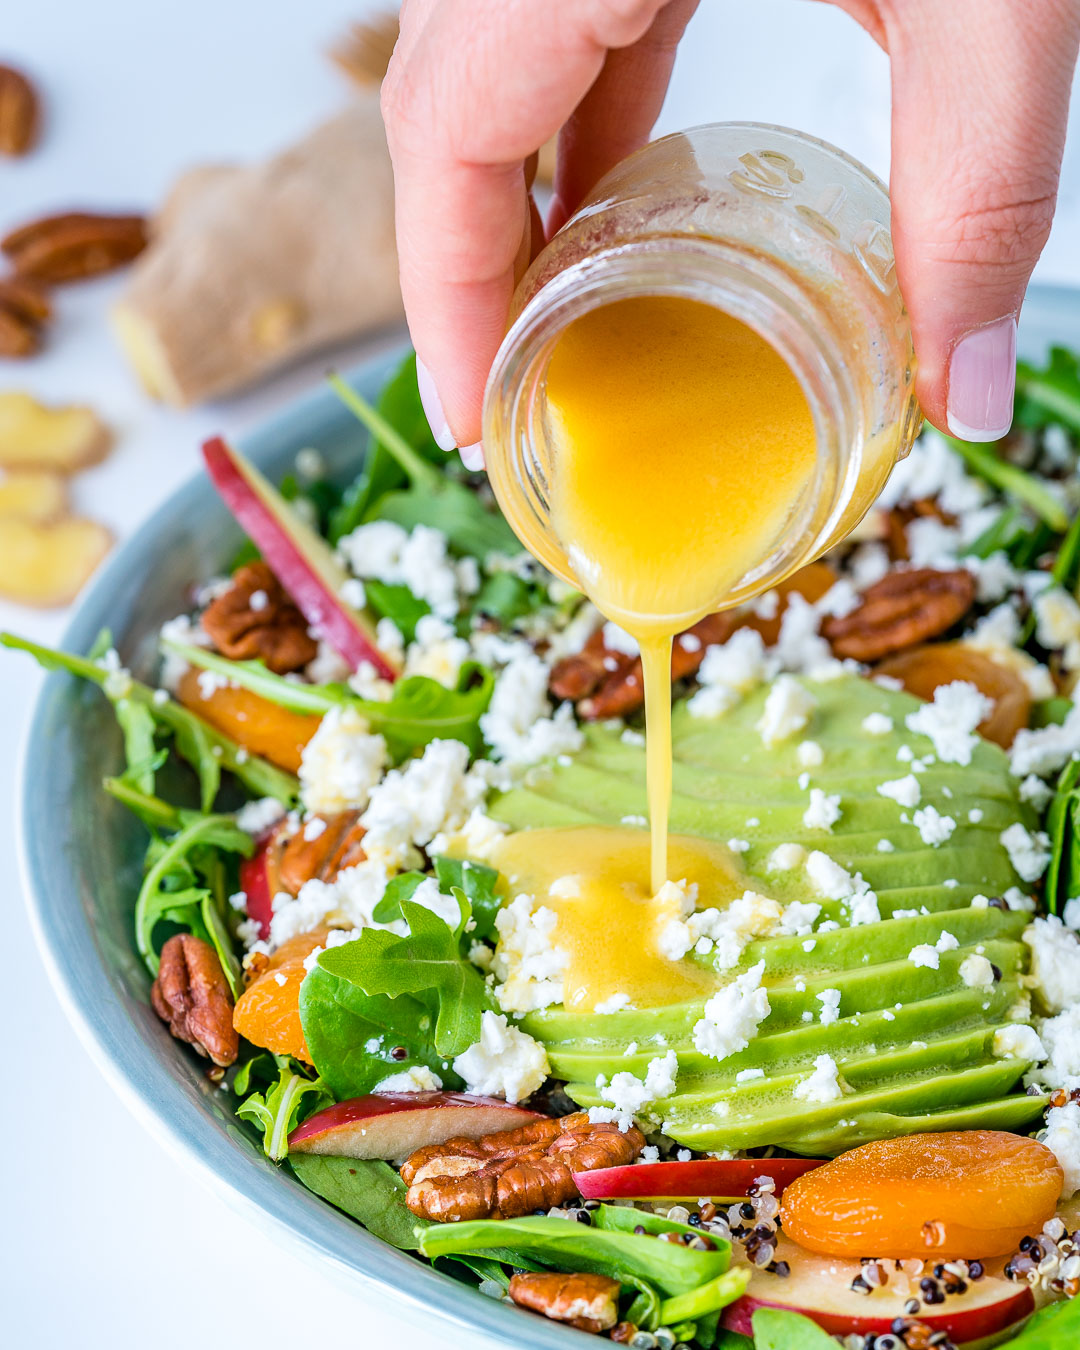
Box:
[17,282,1080,1346]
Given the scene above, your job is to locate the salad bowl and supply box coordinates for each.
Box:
[16,283,1080,1349]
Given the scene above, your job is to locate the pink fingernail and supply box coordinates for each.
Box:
[416,357,456,451]
[946,317,1017,441]
[459,442,485,471]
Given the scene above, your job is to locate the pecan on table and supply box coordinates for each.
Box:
[202,561,317,674]
[0,65,39,157]
[821,567,976,663]
[403,1111,645,1222]
[275,809,366,896]
[1,211,149,284]
[150,933,238,1067]
[509,1272,621,1333]
[551,611,739,722]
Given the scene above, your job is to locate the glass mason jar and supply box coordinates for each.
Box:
[483,122,922,614]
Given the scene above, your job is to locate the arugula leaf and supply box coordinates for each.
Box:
[371,870,427,924]
[289,1155,433,1249]
[944,436,1069,531]
[751,1308,841,1350]
[363,578,430,643]
[432,855,503,944]
[231,1050,277,1097]
[471,570,540,626]
[417,1212,730,1298]
[329,374,518,558]
[236,1056,332,1161]
[163,638,494,761]
[1016,345,1080,434]
[658,1270,749,1327]
[112,695,158,795]
[1,632,298,806]
[103,775,183,830]
[1005,1294,1080,1347]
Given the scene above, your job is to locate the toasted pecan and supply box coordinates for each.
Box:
[0,278,52,359]
[0,65,39,157]
[276,809,366,896]
[151,933,238,1067]
[821,567,976,662]
[202,561,317,674]
[509,1272,621,1333]
[404,1111,645,1222]
[884,499,957,563]
[1,211,149,284]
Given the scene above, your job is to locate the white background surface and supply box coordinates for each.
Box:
[2,2,1079,1344]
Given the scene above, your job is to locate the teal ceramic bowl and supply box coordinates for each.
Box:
[17,286,1080,1346]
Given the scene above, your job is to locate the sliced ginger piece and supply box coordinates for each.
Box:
[0,515,112,606]
[0,391,111,472]
[0,470,68,522]
[877,641,1031,748]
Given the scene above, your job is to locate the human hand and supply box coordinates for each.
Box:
[382,0,1080,459]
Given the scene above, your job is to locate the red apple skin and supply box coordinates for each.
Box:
[288,1092,542,1161]
[202,437,399,680]
[239,841,274,941]
[574,1157,824,1202]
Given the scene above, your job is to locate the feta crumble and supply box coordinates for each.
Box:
[299,706,387,815]
[1024,917,1080,1013]
[375,1065,444,1093]
[912,806,956,848]
[877,775,921,809]
[493,894,569,1013]
[757,676,817,747]
[453,1011,549,1103]
[1000,822,1052,883]
[905,681,992,767]
[802,788,842,832]
[1040,1101,1080,1199]
[959,954,995,989]
[992,1024,1047,1062]
[793,1053,845,1103]
[862,712,894,736]
[692,962,771,1061]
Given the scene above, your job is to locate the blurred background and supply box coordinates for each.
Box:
[1,1,1078,1343]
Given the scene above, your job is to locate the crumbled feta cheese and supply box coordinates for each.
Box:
[428,808,508,863]
[959,954,995,988]
[862,712,894,736]
[1019,774,1055,812]
[235,796,286,838]
[1040,1101,1080,1199]
[303,816,328,842]
[912,805,956,848]
[1064,897,1080,931]
[877,777,921,814]
[767,843,807,872]
[480,649,583,766]
[757,676,817,747]
[661,891,781,969]
[905,681,992,767]
[594,993,632,1015]
[406,876,463,930]
[848,541,891,589]
[620,727,646,747]
[596,1049,679,1128]
[375,1065,444,1093]
[1000,822,1052,883]
[908,944,940,970]
[1035,1005,1080,1091]
[1024,917,1080,1013]
[1009,702,1080,779]
[803,788,842,831]
[693,962,771,1061]
[848,890,881,926]
[735,1067,765,1083]
[158,614,211,691]
[688,629,777,718]
[992,1024,1047,1061]
[452,1011,549,1103]
[299,706,387,815]
[793,1053,845,1103]
[1034,587,1080,669]
[797,740,825,768]
[404,614,471,687]
[804,852,876,919]
[493,893,569,1013]
[817,989,841,1026]
[935,930,960,953]
[778,900,823,936]
[338,520,470,619]
[302,926,364,971]
[602,622,639,657]
[361,738,486,870]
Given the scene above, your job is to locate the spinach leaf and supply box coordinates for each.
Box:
[299,969,454,1101]
[433,855,503,943]
[658,1270,749,1327]
[471,570,540,626]
[1045,757,1080,916]
[1,632,298,806]
[289,1155,433,1249]
[751,1308,841,1350]
[1006,1295,1080,1347]
[714,1332,755,1350]
[364,578,430,643]
[417,1213,730,1298]
[236,1056,332,1161]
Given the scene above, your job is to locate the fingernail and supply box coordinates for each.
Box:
[459,442,485,471]
[946,316,1017,441]
[416,357,456,452]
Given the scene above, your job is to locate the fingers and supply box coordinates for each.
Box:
[382,0,681,450]
[883,0,1080,437]
[549,0,699,234]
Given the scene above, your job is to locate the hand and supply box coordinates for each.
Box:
[382,0,1080,459]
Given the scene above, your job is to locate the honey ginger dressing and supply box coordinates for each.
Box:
[545,296,817,894]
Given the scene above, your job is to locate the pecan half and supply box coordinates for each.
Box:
[1,211,149,284]
[202,561,317,673]
[276,809,367,896]
[0,65,39,156]
[509,1272,621,1333]
[884,499,957,562]
[403,1111,645,1222]
[151,933,238,1067]
[821,567,976,662]
[0,278,51,358]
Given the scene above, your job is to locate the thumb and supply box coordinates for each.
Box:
[885,0,1080,439]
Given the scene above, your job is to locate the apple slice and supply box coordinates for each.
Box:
[239,839,275,941]
[574,1157,825,1203]
[722,1236,1034,1346]
[289,1092,542,1162]
[202,436,400,680]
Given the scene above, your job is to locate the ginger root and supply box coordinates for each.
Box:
[113,97,402,406]
[0,391,111,472]
[0,470,67,522]
[0,515,111,606]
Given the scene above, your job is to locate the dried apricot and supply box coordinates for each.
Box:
[177,667,320,771]
[876,643,1030,748]
[780,1131,1062,1259]
[233,927,333,1061]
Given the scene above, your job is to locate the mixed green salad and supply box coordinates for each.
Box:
[7,346,1080,1350]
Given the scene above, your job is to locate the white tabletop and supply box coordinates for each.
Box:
[3,3,1079,1344]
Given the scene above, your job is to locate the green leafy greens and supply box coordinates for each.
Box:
[235,1055,332,1161]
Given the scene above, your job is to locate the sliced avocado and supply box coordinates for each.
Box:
[494,674,1040,1154]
